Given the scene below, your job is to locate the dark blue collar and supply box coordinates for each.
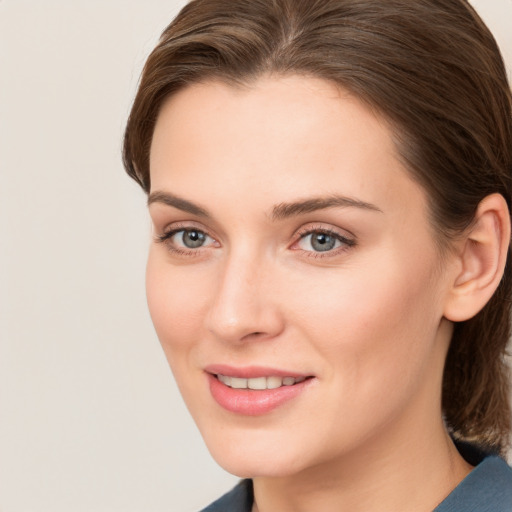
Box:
[201,449,512,512]
[433,454,512,511]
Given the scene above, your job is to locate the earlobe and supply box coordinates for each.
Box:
[444,193,511,322]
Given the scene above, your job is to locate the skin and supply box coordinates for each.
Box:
[147,76,477,512]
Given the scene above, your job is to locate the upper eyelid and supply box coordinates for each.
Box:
[294,231,355,248]
[155,221,356,246]
[294,223,356,241]
[291,224,357,253]
[155,227,217,256]
[158,220,212,237]
[158,226,214,243]
[161,213,231,237]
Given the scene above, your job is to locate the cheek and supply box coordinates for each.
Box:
[277,258,446,456]
[145,250,209,357]
[285,250,443,387]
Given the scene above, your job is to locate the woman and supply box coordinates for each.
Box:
[123,0,512,510]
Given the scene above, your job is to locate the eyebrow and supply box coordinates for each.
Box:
[271,195,382,220]
[147,191,211,217]
[147,191,382,220]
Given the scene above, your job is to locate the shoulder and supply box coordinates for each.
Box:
[434,455,512,512]
[200,479,253,512]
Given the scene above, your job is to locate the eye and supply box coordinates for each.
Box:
[174,229,210,248]
[296,229,355,254]
[157,228,216,252]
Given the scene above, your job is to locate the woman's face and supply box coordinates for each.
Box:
[147,76,456,477]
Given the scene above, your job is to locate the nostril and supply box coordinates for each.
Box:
[241,331,266,341]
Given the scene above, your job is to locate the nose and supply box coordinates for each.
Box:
[205,251,285,344]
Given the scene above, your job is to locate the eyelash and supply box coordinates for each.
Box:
[156,224,216,257]
[155,224,356,259]
[292,226,356,258]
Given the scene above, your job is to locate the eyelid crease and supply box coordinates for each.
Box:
[156,219,211,238]
[294,223,357,243]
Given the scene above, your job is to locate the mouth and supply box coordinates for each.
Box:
[215,374,308,390]
[205,367,315,415]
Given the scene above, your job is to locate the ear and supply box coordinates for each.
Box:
[443,193,511,322]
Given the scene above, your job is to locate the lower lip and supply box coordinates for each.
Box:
[207,374,312,415]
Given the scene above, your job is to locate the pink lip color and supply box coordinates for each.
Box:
[204,364,309,379]
[205,366,313,416]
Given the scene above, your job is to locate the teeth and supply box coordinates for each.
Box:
[230,377,248,389]
[218,374,232,386]
[217,374,307,390]
[248,377,267,390]
[266,376,283,389]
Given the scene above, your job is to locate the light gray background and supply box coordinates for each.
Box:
[1,1,511,511]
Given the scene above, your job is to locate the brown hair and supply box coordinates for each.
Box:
[123,0,512,454]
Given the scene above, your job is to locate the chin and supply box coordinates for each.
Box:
[199,425,320,478]
[212,451,308,479]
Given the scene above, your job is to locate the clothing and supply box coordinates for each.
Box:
[200,479,253,512]
[200,449,512,512]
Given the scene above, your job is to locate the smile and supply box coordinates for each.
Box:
[208,371,315,415]
[216,374,307,390]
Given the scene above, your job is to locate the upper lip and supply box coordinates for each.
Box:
[204,364,312,379]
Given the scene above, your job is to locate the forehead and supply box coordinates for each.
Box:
[149,75,427,222]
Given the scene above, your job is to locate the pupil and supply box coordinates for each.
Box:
[312,233,335,252]
[183,230,205,248]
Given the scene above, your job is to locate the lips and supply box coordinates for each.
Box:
[205,365,314,415]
